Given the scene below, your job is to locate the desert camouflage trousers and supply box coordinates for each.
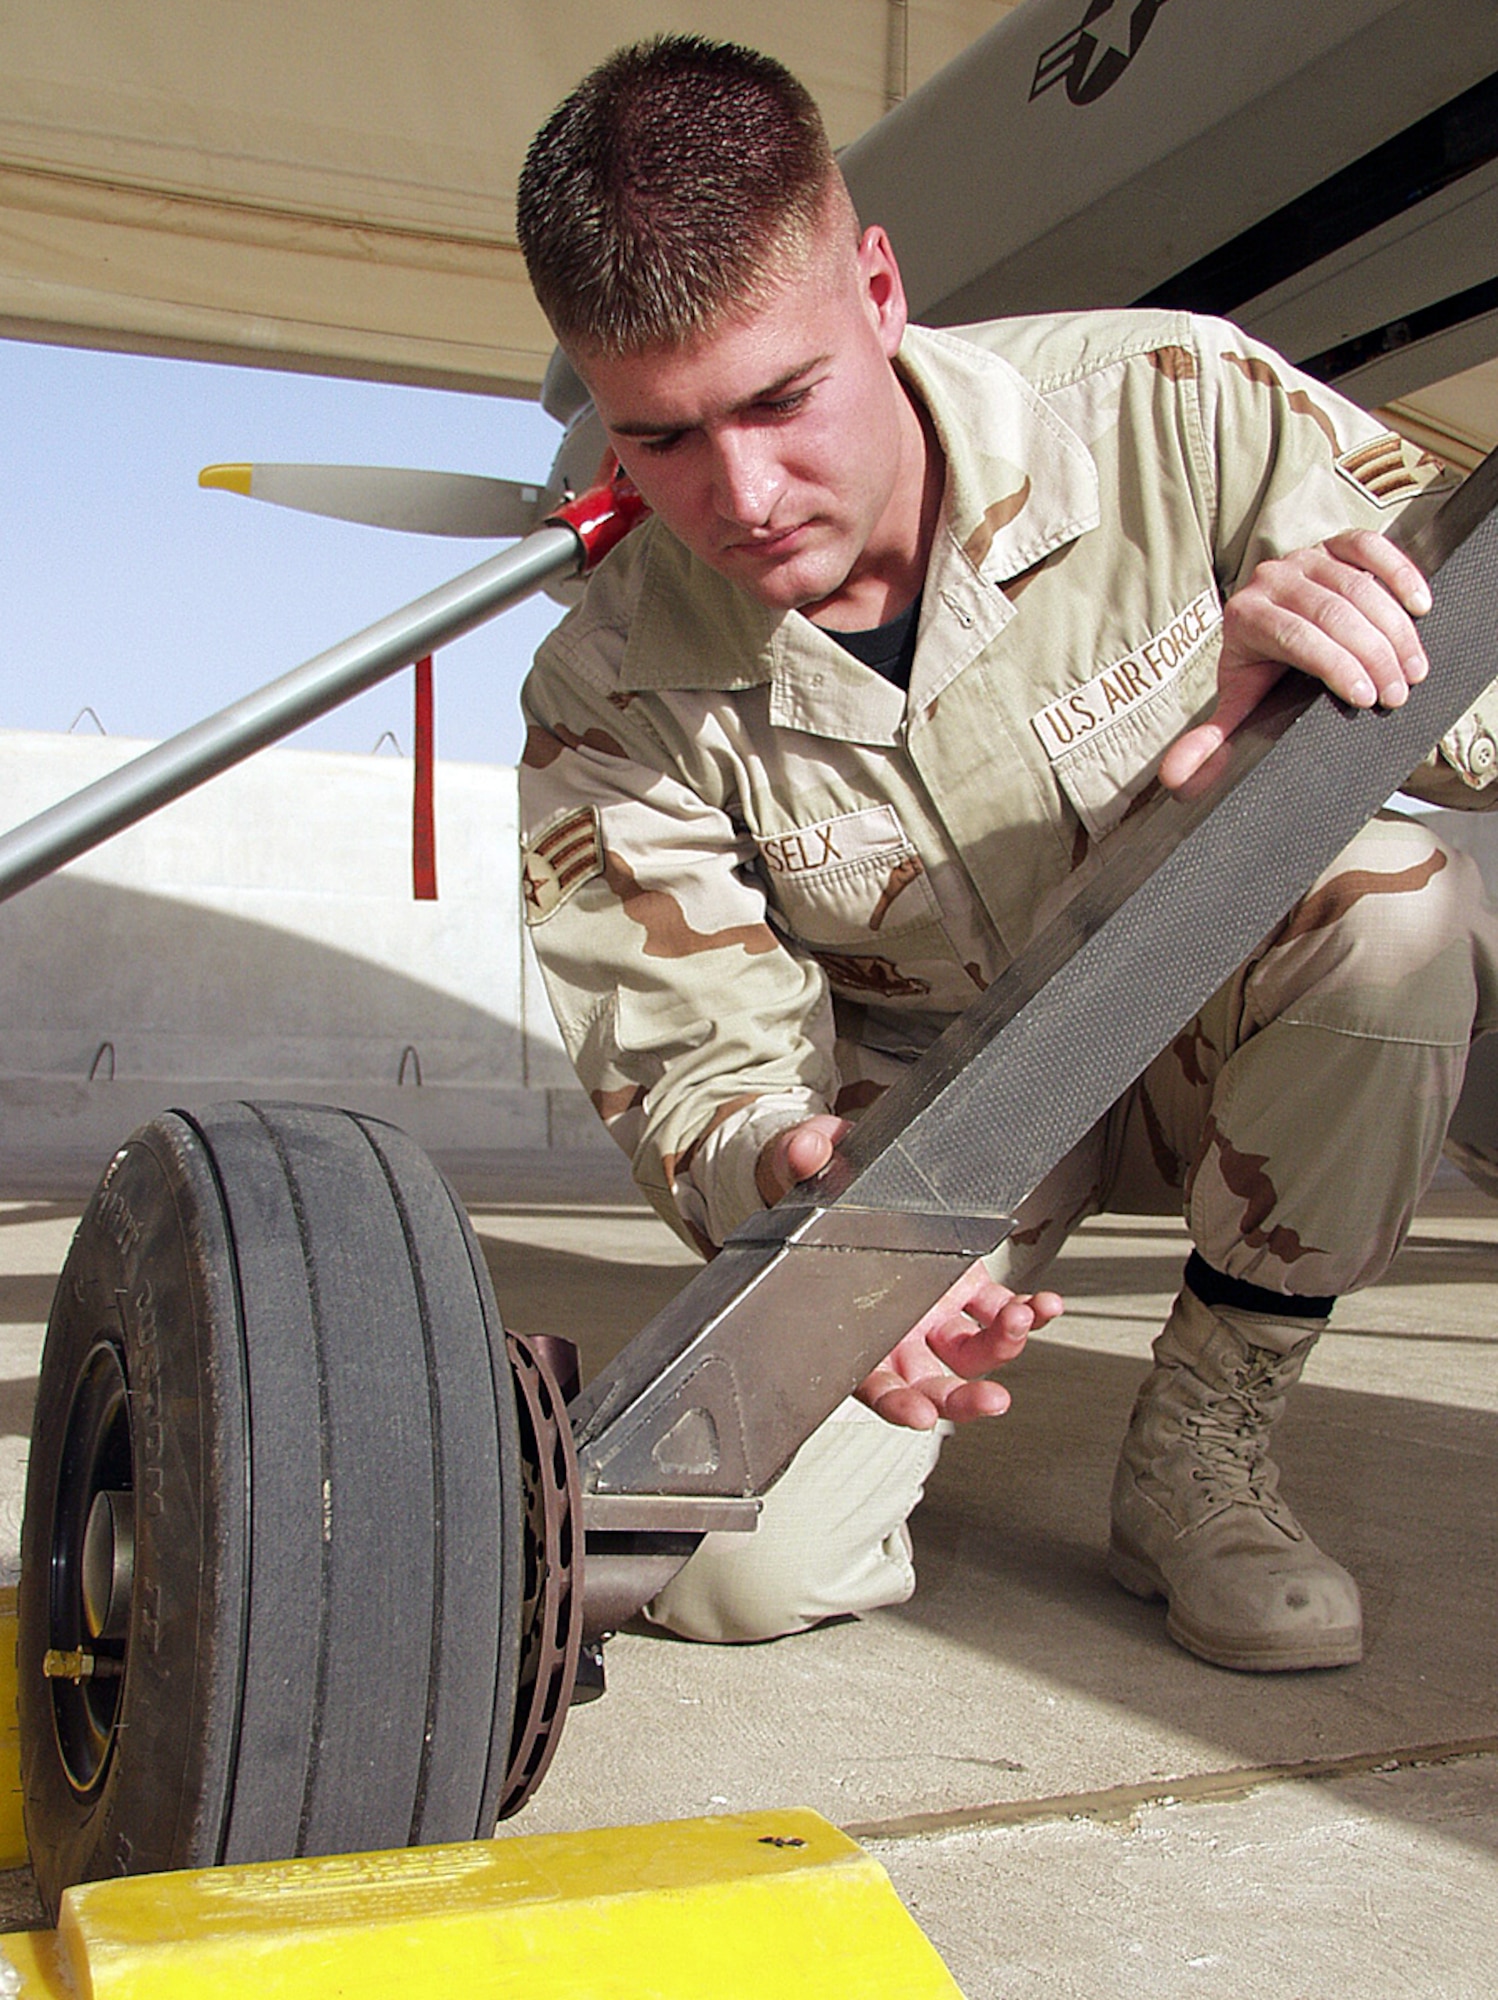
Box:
[647,810,1498,1642]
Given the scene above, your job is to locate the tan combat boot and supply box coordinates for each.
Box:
[1107,1287,1362,1671]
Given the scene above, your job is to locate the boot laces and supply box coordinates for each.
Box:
[1183,1346,1299,1510]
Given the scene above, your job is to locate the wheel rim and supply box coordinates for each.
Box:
[48,1341,133,1796]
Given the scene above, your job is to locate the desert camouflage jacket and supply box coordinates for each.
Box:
[519,311,1498,1250]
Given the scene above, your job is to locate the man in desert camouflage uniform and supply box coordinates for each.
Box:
[514,37,1498,1669]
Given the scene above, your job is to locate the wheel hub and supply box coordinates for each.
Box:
[48,1342,133,1795]
[81,1489,135,1644]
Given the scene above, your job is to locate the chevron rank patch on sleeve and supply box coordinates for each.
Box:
[1334,432,1447,508]
[522,806,604,924]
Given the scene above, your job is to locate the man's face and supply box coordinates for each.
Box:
[573,221,917,620]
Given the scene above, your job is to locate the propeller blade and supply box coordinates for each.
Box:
[198,463,549,538]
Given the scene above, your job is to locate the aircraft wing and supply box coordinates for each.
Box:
[840,0,1498,451]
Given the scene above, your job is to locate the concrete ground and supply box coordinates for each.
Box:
[1,1150,1496,1995]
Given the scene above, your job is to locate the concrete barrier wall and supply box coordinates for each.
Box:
[6,733,1494,1195]
[0,730,605,1186]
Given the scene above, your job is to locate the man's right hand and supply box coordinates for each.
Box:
[754,1113,850,1207]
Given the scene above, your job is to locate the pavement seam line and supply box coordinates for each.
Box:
[843,1733,1498,1844]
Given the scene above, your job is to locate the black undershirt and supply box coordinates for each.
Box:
[823,592,922,691]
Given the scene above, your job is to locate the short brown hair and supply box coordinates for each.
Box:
[517,36,842,355]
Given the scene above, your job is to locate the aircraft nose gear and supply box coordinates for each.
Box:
[18,1102,538,1921]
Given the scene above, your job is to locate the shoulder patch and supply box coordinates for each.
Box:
[1335,432,1446,509]
[522,806,603,925]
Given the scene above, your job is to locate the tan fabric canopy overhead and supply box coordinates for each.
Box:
[0,1,1016,397]
[3,1,1490,452]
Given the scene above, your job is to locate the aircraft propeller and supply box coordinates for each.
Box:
[197,349,610,574]
[198,463,553,540]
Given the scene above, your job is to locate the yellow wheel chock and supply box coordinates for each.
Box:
[0,1591,961,1995]
[0,1594,25,1875]
[0,1808,962,1999]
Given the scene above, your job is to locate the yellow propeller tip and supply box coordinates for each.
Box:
[199,463,253,495]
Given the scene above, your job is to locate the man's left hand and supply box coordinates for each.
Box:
[857,1260,1063,1430]
[1161,530,1433,791]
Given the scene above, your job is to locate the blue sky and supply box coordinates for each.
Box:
[0,336,569,770]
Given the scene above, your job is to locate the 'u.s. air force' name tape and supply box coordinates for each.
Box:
[1030,589,1221,762]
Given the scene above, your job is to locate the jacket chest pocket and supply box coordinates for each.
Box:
[755,805,980,1016]
[1047,677,1200,838]
[755,804,945,948]
[1035,593,1223,841]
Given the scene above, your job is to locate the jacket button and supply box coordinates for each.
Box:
[1469,732,1496,774]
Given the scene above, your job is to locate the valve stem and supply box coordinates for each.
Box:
[43,1648,122,1683]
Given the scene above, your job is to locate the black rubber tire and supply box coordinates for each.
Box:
[18,1101,523,1918]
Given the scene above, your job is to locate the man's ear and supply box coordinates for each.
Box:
[857,225,909,358]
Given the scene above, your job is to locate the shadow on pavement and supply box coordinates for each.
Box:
[894,1333,1498,1857]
